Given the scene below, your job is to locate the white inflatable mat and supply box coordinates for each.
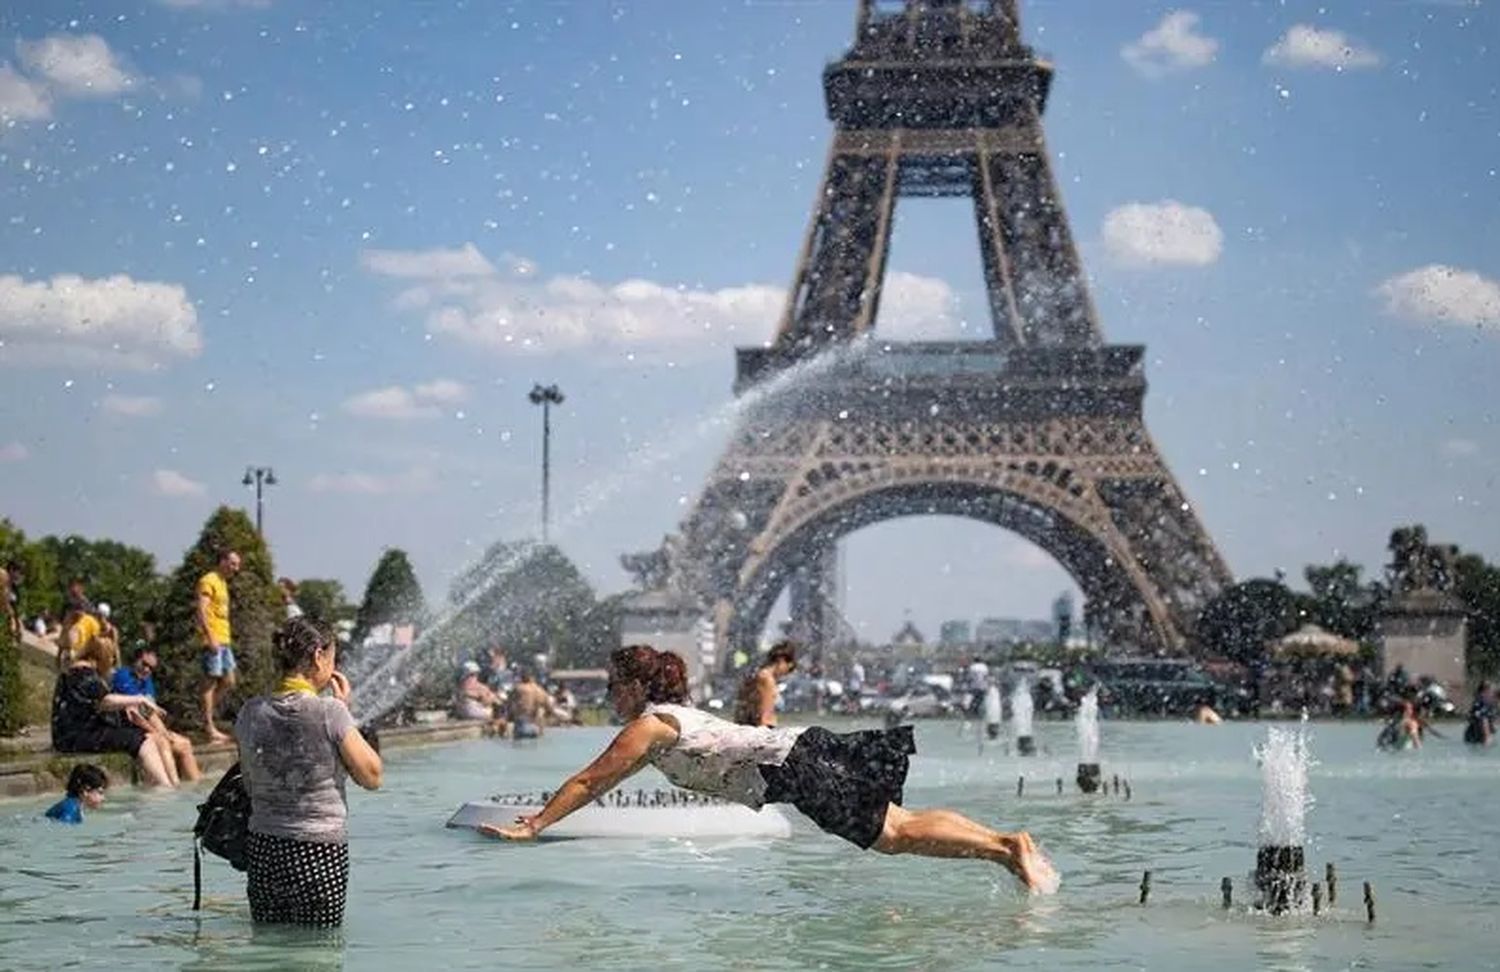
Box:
[446,788,793,839]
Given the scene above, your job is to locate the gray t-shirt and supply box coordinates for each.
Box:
[235,693,358,843]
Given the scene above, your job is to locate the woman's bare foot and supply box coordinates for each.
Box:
[1004,832,1061,894]
[204,730,232,745]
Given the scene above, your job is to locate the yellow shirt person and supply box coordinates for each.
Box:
[196,571,232,647]
[196,550,242,743]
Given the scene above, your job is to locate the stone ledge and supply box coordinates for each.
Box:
[0,720,487,801]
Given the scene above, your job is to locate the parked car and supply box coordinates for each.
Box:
[1091,658,1218,717]
[884,683,956,719]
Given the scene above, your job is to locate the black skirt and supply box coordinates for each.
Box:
[246,831,350,928]
[760,725,916,850]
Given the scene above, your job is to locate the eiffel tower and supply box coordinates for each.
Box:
[626,0,1232,658]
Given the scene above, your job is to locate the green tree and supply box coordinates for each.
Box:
[1455,552,1500,678]
[296,578,354,624]
[0,613,21,734]
[37,535,166,641]
[153,507,280,726]
[1195,577,1304,666]
[0,518,60,622]
[445,541,616,669]
[1302,559,1383,644]
[352,549,426,645]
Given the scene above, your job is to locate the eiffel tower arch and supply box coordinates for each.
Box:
[628,0,1232,659]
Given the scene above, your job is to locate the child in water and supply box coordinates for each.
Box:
[44,764,108,824]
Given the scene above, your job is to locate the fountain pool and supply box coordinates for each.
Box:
[2,720,1496,971]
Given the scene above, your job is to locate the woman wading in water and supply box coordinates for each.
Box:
[482,645,1058,893]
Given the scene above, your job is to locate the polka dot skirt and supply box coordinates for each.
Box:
[246,831,350,928]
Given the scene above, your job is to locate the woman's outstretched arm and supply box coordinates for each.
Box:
[481,715,677,840]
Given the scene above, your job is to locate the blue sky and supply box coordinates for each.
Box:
[0,0,1496,641]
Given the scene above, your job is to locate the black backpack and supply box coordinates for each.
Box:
[192,762,252,910]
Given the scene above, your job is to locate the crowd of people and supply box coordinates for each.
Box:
[450,645,580,738]
[20,551,254,790]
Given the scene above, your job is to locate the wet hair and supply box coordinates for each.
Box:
[66,763,108,798]
[273,616,335,674]
[765,641,798,669]
[609,645,689,705]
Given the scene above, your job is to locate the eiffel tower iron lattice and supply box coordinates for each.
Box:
[623,0,1232,658]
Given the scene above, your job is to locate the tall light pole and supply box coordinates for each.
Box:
[528,384,564,544]
[242,466,277,535]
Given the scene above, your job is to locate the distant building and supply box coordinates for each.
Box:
[939,620,972,646]
[891,620,926,649]
[975,617,1023,645]
[1052,591,1075,643]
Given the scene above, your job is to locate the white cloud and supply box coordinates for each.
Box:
[152,469,206,497]
[365,243,966,358]
[1263,25,1381,71]
[343,380,469,420]
[101,394,163,417]
[1442,438,1480,458]
[1102,201,1224,268]
[308,468,436,495]
[359,243,495,280]
[872,272,963,339]
[412,378,468,404]
[1376,264,1500,331]
[1122,11,1219,77]
[157,0,272,8]
[0,273,202,369]
[0,442,28,462]
[0,64,52,124]
[17,34,134,98]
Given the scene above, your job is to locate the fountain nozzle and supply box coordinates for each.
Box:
[1255,845,1308,915]
[1075,762,1102,794]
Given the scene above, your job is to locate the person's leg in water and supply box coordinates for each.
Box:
[150,731,181,786]
[871,804,1059,893]
[134,735,174,788]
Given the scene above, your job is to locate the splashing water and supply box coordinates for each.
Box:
[1011,678,1034,739]
[983,684,1002,727]
[1076,688,1100,764]
[348,339,876,725]
[1255,727,1313,847]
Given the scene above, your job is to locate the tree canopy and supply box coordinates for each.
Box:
[1194,577,1303,666]
[352,549,426,645]
[444,541,616,670]
[153,506,280,724]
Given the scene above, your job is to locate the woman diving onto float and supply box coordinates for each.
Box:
[480,645,1058,893]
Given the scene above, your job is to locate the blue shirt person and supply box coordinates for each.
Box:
[44,764,109,824]
[111,644,159,699]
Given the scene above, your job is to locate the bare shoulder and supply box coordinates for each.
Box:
[627,712,681,745]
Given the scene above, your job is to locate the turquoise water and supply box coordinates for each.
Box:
[2,720,1498,971]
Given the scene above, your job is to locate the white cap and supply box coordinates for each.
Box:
[97,603,112,619]
[462,660,481,675]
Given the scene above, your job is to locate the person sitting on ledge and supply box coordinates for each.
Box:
[51,637,177,788]
[480,645,1059,894]
[44,763,109,824]
[111,641,202,782]
[455,661,508,735]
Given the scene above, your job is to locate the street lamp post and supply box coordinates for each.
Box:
[242,466,277,534]
[527,384,564,543]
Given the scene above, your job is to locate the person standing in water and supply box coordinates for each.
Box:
[236,617,383,927]
[733,641,797,727]
[481,645,1058,893]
